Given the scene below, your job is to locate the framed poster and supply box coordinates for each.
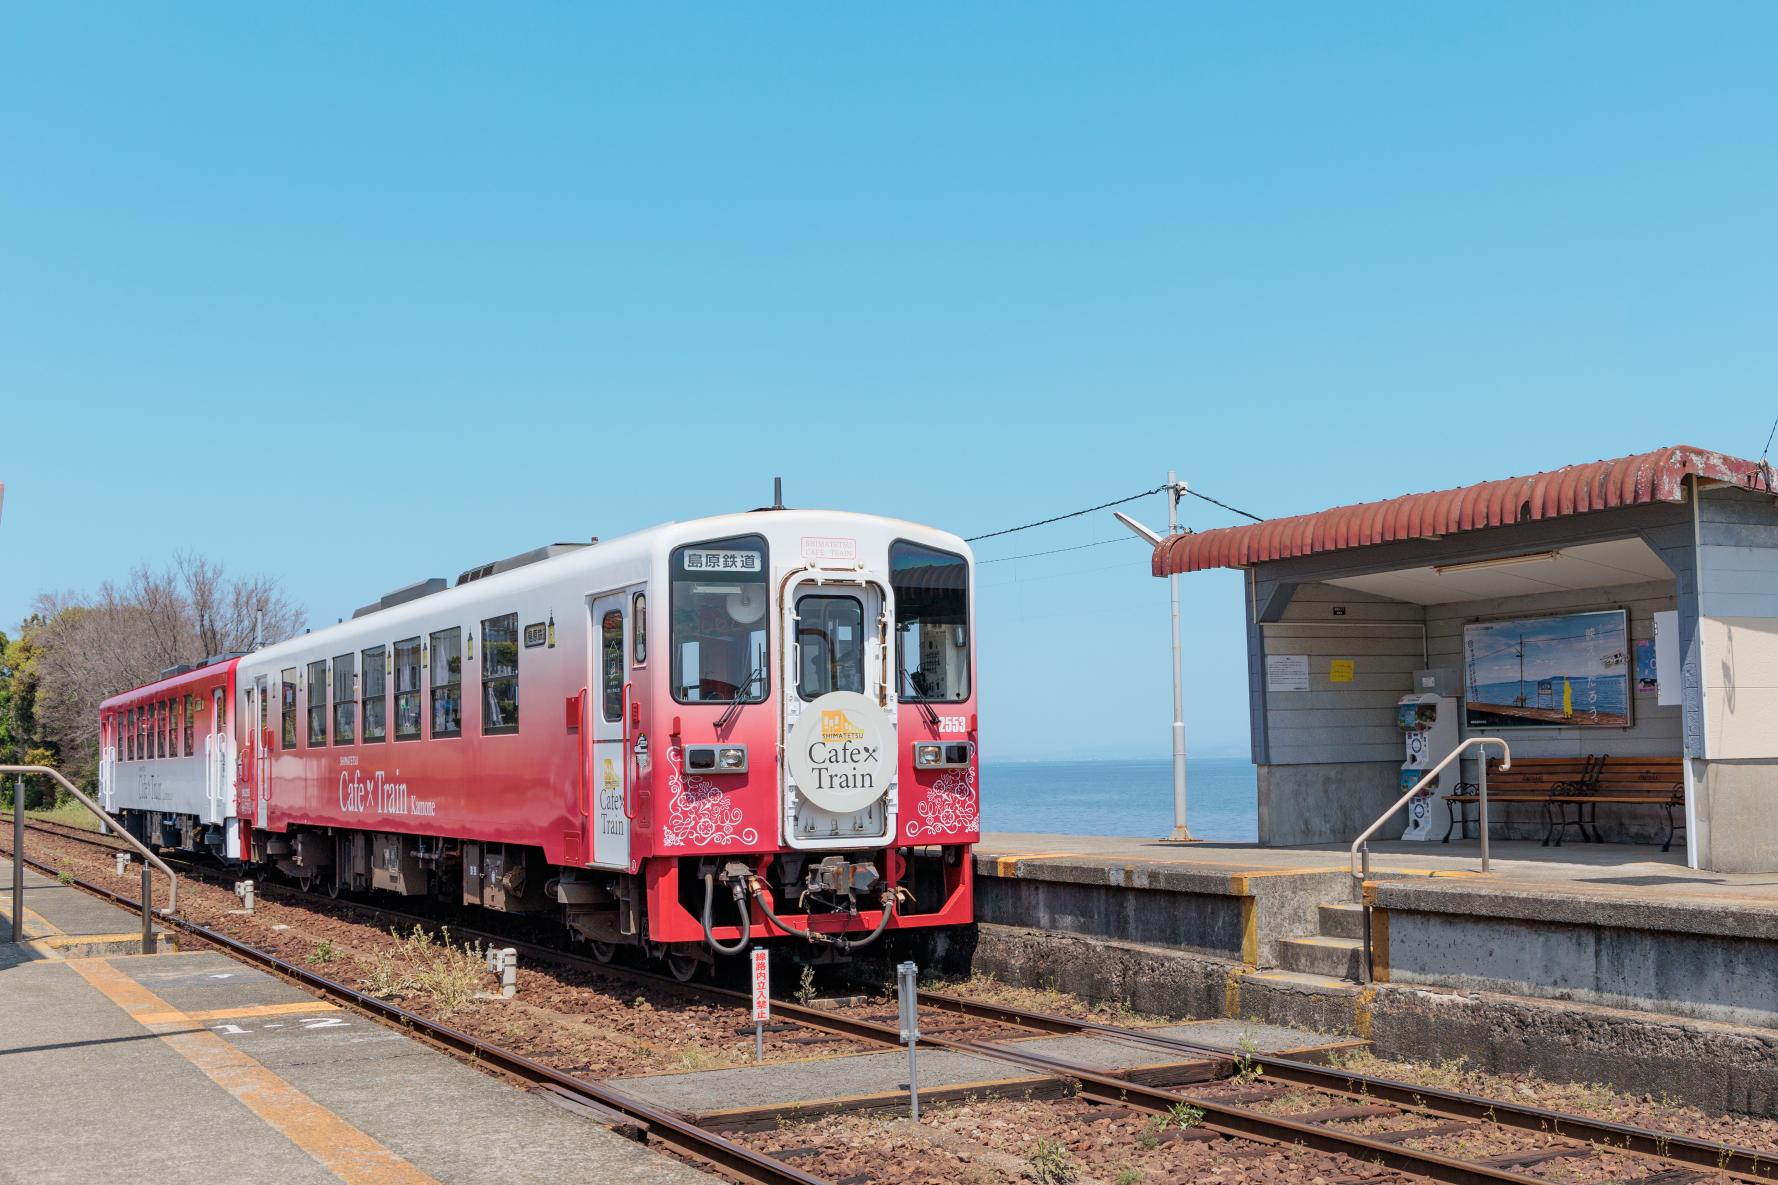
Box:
[1462,608,1631,729]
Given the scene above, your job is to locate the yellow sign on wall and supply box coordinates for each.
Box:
[1329,659,1355,684]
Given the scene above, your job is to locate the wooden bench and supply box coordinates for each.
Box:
[1548,755,1685,852]
[1442,756,1598,845]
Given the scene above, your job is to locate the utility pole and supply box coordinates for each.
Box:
[1114,471,1196,844]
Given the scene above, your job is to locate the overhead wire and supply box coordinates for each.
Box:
[964,484,1267,545]
[963,487,1163,542]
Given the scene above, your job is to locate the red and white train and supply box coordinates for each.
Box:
[96,509,978,975]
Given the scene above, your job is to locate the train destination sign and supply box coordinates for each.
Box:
[786,690,893,813]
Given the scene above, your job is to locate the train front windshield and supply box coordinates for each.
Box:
[670,535,771,703]
[890,541,970,703]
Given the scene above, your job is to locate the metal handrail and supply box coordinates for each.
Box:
[4,763,178,920]
[1349,736,1508,984]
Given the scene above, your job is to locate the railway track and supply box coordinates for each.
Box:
[11,818,1776,1185]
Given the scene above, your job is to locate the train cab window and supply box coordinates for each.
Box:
[601,611,624,722]
[214,687,226,737]
[393,637,423,740]
[281,669,298,749]
[430,628,462,738]
[362,646,387,741]
[481,614,519,735]
[184,693,198,755]
[306,660,328,745]
[632,593,647,664]
[890,541,971,703]
[670,536,769,704]
[333,653,356,744]
[796,594,865,700]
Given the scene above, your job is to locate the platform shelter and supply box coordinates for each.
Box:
[1155,444,1778,874]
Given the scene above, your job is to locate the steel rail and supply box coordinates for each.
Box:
[21,824,1774,1183]
[9,853,826,1185]
[914,987,1777,1181]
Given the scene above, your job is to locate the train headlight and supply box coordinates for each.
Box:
[687,744,748,774]
[914,741,971,768]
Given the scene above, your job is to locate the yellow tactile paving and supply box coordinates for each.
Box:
[65,958,440,1185]
[136,1000,344,1026]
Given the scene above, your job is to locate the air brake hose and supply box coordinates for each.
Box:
[748,877,897,951]
[701,870,753,956]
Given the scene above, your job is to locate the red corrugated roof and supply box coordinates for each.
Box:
[1155,444,1775,576]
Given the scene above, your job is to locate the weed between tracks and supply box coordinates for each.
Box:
[360,925,490,1015]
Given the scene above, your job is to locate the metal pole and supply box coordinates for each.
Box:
[1166,471,1193,842]
[11,776,24,946]
[896,960,921,1121]
[1478,754,1491,874]
[141,867,152,954]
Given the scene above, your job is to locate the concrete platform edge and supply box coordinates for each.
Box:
[971,921,1778,1118]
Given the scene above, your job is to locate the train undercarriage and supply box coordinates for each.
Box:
[114,809,972,980]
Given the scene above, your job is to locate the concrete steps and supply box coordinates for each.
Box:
[1317,902,1366,940]
[1277,934,1364,979]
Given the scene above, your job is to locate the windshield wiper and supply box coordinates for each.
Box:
[900,667,940,728]
[715,666,765,731]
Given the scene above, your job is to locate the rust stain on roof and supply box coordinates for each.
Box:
[1155,444,1774,576]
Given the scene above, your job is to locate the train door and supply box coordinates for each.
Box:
[780,574,898,848]
[588,590,636,869]
[251,675,271,828]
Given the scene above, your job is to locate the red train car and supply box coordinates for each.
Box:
[99,508,978,976]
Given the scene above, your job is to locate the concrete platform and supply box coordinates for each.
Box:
[0,860,174,961]
[0,858,713,1185]
[976,832,1778,1027]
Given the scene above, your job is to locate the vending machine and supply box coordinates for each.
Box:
[1396,692,1459,841]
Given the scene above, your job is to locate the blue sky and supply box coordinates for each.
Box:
[2,5,1776,761]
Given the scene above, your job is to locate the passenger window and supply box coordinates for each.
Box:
[430,628,462,738]
[214,687,225,735]
[281,669,298,749]
[796,594,865,699]
[158,700,168,757]
[362,646,387,741]
[632,593,647,664]
[601,611,624,722]
[393,637,423,740]
[306,660,328,745]
[481,614,519,735]
[125,708,134,760]
[332,653,356,744]
[669,536,769,704]
[184,693,198,755]
[890,541,972,703]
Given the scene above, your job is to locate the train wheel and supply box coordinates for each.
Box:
[666,950,700,983]
[326,869,344,898]
[588,940,615,964]
[296,872,316,892]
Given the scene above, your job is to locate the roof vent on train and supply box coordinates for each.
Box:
[454,540,596,586]
[351,577,449,620]
[158,663,196,680]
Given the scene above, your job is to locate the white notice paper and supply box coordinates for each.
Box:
[1653,610,1681,707]
[1266,654,1310,692]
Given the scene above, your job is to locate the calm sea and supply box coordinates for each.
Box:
[981,757,1259,842]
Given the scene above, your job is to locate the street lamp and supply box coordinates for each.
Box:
[1115,472,1195,844]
